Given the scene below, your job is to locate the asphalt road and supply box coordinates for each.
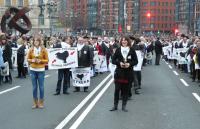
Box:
[0,59,200,129]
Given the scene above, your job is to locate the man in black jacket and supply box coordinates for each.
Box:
[154,37,162,65]
[74,36,93,92]
[16,41,27,78]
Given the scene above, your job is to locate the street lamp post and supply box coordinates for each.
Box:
[47,0,57,36]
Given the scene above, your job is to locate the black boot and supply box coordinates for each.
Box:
[109,104,118,111]
[122,105,128,112]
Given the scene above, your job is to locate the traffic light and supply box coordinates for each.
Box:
[118,24,122,33]
[147,12,151,18]
[175,29,179,35]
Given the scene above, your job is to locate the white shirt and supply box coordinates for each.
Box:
[77,43,84,51]
[61,42,70,48]
[121,46,130,60]
[33,47,41,57]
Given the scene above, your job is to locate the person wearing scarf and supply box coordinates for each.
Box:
[110,36,138,112]
[27,36,48,109]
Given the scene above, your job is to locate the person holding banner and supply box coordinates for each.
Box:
[0,46,5,85]
[0,33,12,84]
[27,36,48,109]
[154,37,162,65]
[110,36,138,112]
[53,37,71,95]
[73,36,93,92]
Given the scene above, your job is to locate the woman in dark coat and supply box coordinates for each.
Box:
[110,36,138,112]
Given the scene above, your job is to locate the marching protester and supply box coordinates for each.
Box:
[193,39,200,82]
[0,34,5,85]
[73,36,93,92]
[110,36,138,112]
[16,36,27,78]
[53,37,71,95]
[132,37,143,94]
[27,36,48,109]
[154,37,162,65]
[0,33,13,84]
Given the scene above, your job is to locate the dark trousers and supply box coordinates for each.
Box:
[5,71,12,83]
[56,68,70,93]
[190,61,195,76]
[155,53,161,65]
[133,71,142,89]
[193,69,200,81]
[17,63,26,77]
[75,86,88,91]
[113,82,130,107]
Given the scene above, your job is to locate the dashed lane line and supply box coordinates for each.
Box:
[0,86,21,95]
[69,78,114,129]
[192,93,200,103]
[55,74,112,129]
[180,79,189,87]
[173,71,179,76]
[45,75,50,78]
[168,65,172,69]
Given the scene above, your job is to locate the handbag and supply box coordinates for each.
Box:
[114,68,129,84]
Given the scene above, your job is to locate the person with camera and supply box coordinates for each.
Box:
[27,36,48,109]
[110,36,138,112]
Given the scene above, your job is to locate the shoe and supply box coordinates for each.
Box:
[84,90,88,92]
[109,107,118,111]
[135,90,140,95]
[38,99,44,109]
[54,92,60,95]
[128,97,132,100]
[63,92,70,95]
[32,99,38,109]
[122,105,128,112]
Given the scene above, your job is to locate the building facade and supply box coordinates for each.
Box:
[176,0,200,35]
[140,0,176,34]
[194,0,200,35]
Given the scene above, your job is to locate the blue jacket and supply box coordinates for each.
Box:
[0,48,4,67]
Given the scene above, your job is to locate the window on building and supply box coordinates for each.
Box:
[143,2,147,6]
[150,24,154,28]
[39,14,44,25]
[18,0,24,7]
[5,0,11,6]
[150,2,156,6]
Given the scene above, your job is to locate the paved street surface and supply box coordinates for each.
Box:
[1,59,200,129]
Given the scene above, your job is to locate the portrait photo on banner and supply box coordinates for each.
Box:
[48,47,78,69]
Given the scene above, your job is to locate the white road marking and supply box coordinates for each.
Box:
[173,71,179,76]
[166,62,169,65]
[45,75,50,78]
[168,65,172,69]
[55,74,112,129]
[180,79,189,87]
[192,93,200,103]
[0,86,21,95]
[69,79,114,129]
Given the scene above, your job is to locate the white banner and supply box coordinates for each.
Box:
[1,62,9,76]
[95,55,108,72]
[71,67,91,87]
[48,47,78,69]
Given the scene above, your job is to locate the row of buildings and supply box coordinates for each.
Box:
[0,0,200,36]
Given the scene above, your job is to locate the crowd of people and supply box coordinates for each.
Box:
[0,31,170,111]
[162,34,200,86]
